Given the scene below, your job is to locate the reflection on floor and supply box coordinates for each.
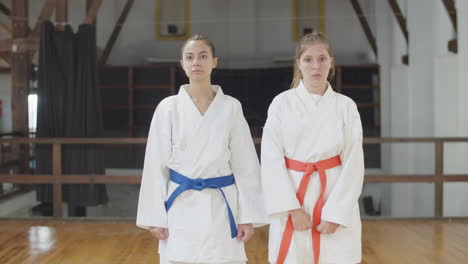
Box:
[1,220,468,264]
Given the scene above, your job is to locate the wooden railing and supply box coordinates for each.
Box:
[0,137,467,218]
[0,132,33,200]
[362,137,468,217]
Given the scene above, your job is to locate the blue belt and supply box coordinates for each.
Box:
[165,169,238,238]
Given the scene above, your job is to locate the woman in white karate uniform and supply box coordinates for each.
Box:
[261,32,364,264]
[137,35,266,264]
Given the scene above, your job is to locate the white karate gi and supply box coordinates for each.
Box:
[261,81,364,264]
[137,85,266,264]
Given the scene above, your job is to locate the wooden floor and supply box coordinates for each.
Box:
[0,220,467,264]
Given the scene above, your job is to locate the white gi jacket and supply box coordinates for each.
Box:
[261,81,364,263]
[137,85,266,263]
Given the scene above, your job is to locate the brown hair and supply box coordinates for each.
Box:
[290,32,335,88]
[181,34,216,58]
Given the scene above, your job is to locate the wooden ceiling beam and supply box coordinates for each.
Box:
[0,22,12,36]
[387,0,408,44]
[30,0,56,40]
[448,38,457,53]
[99,0,135,66]
[442,0,457,53]
[0,38,12,52]
[0,37,38,53]
[86,0,97,24]
[442,0,457,32]
[0,3,11,17]
[350,0,378,57]
[387,0,409,64]
[13,38,39,53]
[0,52,12,65]
[84,0,103,25]
[56,0,68,30]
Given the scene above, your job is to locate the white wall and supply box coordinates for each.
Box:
[8,0,377,67]
[21,0,377,67]
[386,0,436,217]
[103,0,375,67]
[433,54,468,217]
[368,0,394,216]
[326,0,374,64]
[374,0,468,217]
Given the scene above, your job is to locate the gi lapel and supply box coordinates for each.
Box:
[178,85,225,156]
[294,81,337,133]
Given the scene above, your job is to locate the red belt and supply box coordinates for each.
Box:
[276,155,341,264]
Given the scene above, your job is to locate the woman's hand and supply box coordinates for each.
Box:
[237,224,254,242]
[148,227,169,240]
[316,221,340,234]
[289,209,312,231]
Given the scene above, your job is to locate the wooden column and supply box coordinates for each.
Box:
[11,0,29,135]
[11,0,30,175]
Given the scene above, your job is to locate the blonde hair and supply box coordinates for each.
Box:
[290,32,335,88]
[181,34,216,57]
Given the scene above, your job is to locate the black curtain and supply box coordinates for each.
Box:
[36,21,107,210]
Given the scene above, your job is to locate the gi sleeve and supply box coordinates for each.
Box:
[229,100,268,227]
[322,99,364,227]
[136,99,172,229]
[261,97,301,217]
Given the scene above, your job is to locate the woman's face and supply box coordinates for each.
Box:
[297,43,332,87]
[181,40,217,82]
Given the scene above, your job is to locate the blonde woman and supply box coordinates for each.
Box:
[261,32,364,264]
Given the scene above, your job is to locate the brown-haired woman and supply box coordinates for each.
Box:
[137,34,266,264]
[261,32,364,264]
